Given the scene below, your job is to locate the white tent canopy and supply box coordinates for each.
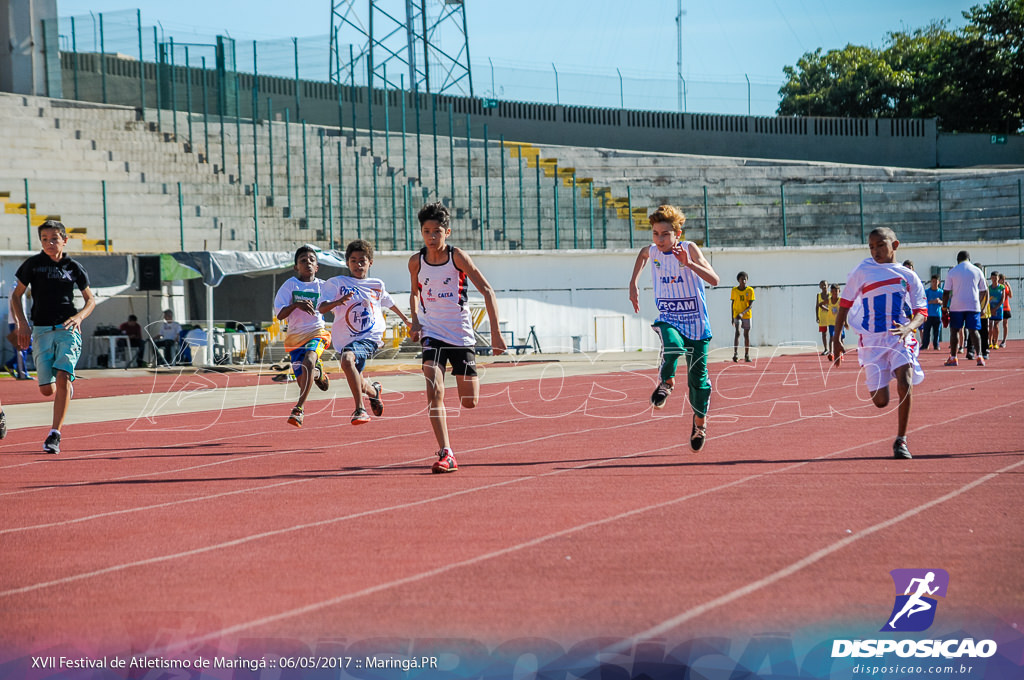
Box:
[170,248,349,366]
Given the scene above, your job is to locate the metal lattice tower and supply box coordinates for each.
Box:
[329,0,473,97]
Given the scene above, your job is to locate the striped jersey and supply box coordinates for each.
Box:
[839,258,927,337]
[416,246,475,346]
[649,243,712,341]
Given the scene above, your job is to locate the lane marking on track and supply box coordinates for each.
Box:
[618,453,1024,647]
[150,398,1024,654]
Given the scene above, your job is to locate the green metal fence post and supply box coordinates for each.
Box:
[432,94,438,198]
[627,185,634,249]
[588,185,594,248]
[23,178,31,249]
[400,74,407,184]
[267,98,274,197]
[71,17,79,100]
[319,129,327,236]
[572,173,578,249]
[354,150,362,238]
[293,37,300,120]
[217,67,225,173]
[177,182,184,250]
[186,47,197,148]
[404,183,411,250]
[1019,178,1023,239]
[234,74,242,185]
[479,185,485,250]
[136,10,145,116]
[349,45,356,137]
[253,183,260,251]
[415,85,422,185]
[372,154,380,244]
[337,140,344,242]
[517,146,525,249]
[301,120,309,223]
[938,180,944,242]
[466,114,472,233]
[483,124,490,233]
[781,184,788,246]
[170,37,177,140]
[703,186,710,246]
[500,134,507,243]
[602,190,608,248]
[391,172,398,250]
[99,13,107,103]
[285,109,292,213]
[383,64,390,167]
[553,163,560,249]
[448,103,455,201]
[152,27,160,130]
[859,183,865,243]
[535,159,542,249]
[201,58,210,161]
[251,43,258,187]
[327,184,334,249]
[101,180,109,252]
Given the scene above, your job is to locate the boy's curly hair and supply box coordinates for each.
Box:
[648,205,686,233]
[417,201,450,230]
[346,239,374,261]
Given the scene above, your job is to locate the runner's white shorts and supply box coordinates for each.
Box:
[856,332,924,392]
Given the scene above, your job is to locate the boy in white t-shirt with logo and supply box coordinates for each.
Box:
[832,228,926,460]
[272,246,332,427]
[320,239,412,425]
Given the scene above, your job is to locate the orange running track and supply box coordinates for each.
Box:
[1,347,1022,679]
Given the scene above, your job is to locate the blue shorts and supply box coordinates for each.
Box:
[289,336,329,376]
[339,338,379,373]
[32,325,82,385]
[949,311,981,331]
[989,306,1003,321]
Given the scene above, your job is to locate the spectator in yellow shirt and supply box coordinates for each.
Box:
[730,271,755,362]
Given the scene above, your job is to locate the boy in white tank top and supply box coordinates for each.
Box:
[628,205,720,451]
[408,202,506,473]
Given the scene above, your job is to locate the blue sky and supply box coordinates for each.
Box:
[56,0,975,115]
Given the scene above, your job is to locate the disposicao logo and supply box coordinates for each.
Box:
[882,568,949,632]
[831,569,998,660]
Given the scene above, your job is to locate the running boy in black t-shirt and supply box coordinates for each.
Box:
[10,220,95,454]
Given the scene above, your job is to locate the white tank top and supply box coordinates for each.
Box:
[416,246,476,346]
[649,242,712,340]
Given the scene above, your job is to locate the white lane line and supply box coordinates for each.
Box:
[621,454,1024,646]
[146,398,1024,653]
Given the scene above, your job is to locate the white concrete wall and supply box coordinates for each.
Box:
[4,240,1021,366]
[365,240,1024,353]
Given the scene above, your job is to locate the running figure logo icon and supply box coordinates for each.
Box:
[882,569,950,632]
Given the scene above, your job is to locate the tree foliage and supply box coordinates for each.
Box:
[777,0,1024,132]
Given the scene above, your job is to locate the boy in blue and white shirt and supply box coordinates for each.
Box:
[833,227,927,460]
[628,204,720,452]
[321,240,412,425]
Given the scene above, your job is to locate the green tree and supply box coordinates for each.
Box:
[777,0,1024,132]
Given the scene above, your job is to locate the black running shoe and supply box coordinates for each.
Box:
[893,439,912,460]
[43,431,61,455]
[650,382,673,409]
[0,410,6,440]
[690,417,707,452]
